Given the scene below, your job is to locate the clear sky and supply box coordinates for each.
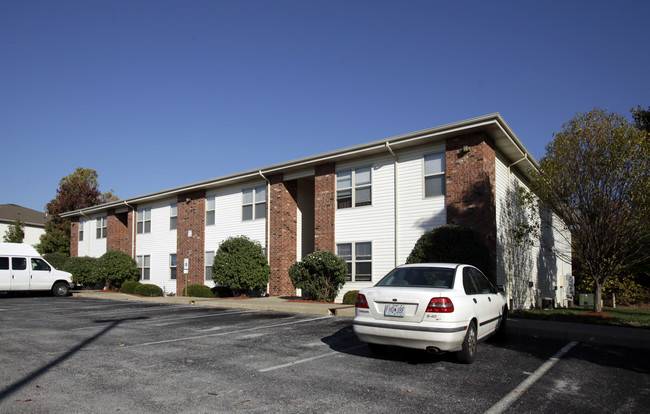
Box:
[2,0,648,212]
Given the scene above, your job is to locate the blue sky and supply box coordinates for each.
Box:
[2,0,648,213]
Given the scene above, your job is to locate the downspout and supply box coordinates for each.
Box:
[385,142,399,267]
[123,201,136,259]
[259,170,271,295]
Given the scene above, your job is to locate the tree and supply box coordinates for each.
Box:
[289,251,348,302]
[92,250,139,290]
[527,108,650,312]
[38,168,117,254]
[3,220,25,243]
[631,105,650,134]
[212,236,270,295]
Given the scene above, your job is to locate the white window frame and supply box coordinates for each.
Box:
[137,208,151,234]
[170,253,177,280]
[336,167,372,209]
[242,186,266,221]
[96,217,107,239]
[170,203,178,230]
[206,196,216,226]
[137,255,150,280]
[424,152,445,198]
[79,225,84,242]
[205,251,215,281]
[337,241,372,281]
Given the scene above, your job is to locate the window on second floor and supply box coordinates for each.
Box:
[424,153,445,197]
[170,203,177,230]
[96,217,107,239]
[137,208,151,234]
[242,186,266,221]
[206,197,215,226]
[337,167,372,209]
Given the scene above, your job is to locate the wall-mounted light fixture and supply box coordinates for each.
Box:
[462,145,471,153]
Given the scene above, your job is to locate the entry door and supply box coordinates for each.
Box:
[10,257,30,290]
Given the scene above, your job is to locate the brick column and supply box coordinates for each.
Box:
[177,190,206,295]
[107,209,132,255]
[268,174,298,296]
[314,163,336,253]
[446,133,497,280]
[70,218,79,257]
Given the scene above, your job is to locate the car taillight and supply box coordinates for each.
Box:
[426,297,454,313]
[355,293,369,309]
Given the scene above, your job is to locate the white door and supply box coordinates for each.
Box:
[10,257,30,290]
[30,258,52,290]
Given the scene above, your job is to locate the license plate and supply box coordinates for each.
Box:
[384,304,405,317]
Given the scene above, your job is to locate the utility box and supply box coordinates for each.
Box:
[579,293,594,308]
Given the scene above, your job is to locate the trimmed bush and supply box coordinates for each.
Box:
[406,224,493,280]
[342,290,359,305]
[92,250,139,290]
[120,280,142,294]
[63,256,98,286]
[289,251,348,302]
[134,283,163,297]
[212,286,234,298]
[43,252,70,270]
[212,236,270,295]
[182,284,214,298]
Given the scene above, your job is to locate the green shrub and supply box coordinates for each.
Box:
[289,251,348,302]
[43,252,70,270]
[134,283,163,297]
[406,224,493,280]
[92,250,139,290]
[212,286,234,298]
[120,280,142,294]
[182,284,214,298]
[342,290,359,305]
[212,236,270,295]
[63,256,97,286]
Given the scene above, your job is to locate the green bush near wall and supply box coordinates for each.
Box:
[342,290,359,305]
[134,283,163,297]
[289,251,348,302]
[63,256,98,286]
[43,252,70,271]
[120,281,142,294]
[182,284,214,298]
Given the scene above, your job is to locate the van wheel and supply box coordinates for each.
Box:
[52,282,70,297]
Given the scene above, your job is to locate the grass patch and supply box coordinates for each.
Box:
[510,307,650,329]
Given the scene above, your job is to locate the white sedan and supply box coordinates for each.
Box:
[353,263,507,363]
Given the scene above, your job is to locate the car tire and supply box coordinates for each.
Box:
[457,321,477,364]
[368,343,389,355]
[52,282,70,297]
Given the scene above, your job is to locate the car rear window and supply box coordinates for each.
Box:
[376,267,454,288]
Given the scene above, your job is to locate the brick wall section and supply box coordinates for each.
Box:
[314,163,335,252]
[70,218,79,257]
[176,190,206,294]
[446,133,497,280]
[107,209,132,255]
[268,174,298,296]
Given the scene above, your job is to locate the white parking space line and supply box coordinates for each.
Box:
[125,315,331,348]
[258,344,367,372]
[484,341,578,414]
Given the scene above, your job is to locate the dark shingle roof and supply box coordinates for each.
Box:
[0,204,48,227]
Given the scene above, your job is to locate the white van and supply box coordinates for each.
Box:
[0,243,74,297]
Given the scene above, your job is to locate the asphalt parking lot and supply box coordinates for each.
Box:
[1,295,649,413]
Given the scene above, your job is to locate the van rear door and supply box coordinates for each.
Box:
[10,257,30,290]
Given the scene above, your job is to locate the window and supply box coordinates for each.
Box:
[205,251,214,281]
[137,255,150,280]
[96,217,107,239]
[170,203,177,230]
[337,242,372,281]
[79,225,84,242]
[0,257,9,270]
[12,257,27,271]
[31,258,51,271]
[206,196,215,226]
[242,186,266,221]
[137,209,151,234]
[424,153,445,197]
[337,167,371,209]
[170,254,177,280]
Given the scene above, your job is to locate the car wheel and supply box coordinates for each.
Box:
[368,343,389,355]
[457,321,477,364]
[52,282,70,297]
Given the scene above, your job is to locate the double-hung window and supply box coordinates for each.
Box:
[96,217,107,239]
[170,204,177,230]
[242,186,266,221]
[337,242,372,281]
[170,254,177,280]
[424,153,445,197]
[205,251,215,281]
[337,167,371,209]
[206,197,215,226]
[137,208,151,234]
[137,255,150,280]
[79,224,84,242]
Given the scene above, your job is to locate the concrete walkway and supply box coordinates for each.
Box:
[71,290,650,350]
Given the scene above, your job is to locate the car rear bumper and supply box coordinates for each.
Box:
[353,318,469,352]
